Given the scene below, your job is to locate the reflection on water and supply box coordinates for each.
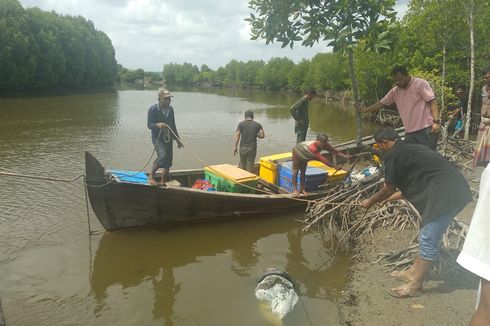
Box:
[90,216,348,325]
[0,89,365,325]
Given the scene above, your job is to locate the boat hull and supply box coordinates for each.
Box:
[85,152,314,231]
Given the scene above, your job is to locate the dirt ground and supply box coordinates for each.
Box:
[338,167,484,326]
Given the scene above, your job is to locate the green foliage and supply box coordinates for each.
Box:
[258,57,294,89]
[0,0,117,90]
[308,53,349,91]
[247,0,398,53]
[162,62,199,85]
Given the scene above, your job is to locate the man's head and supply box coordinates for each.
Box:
[244,110,254,120]
[483,67,490,86]
[158,88,172,107]
[317,132,329,146]
[304,87,317,100]
[374,127,399,152]
[455,85,466,98]
[391,66,411,89]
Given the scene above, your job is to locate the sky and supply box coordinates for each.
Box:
[19,0,409,72]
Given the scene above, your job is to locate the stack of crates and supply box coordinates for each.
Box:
[277,161,328,192]
[204,164,259,193]
[259,152,292,185]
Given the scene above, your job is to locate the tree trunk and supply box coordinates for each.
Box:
[441,43,446,115]
[465,0,475,140]
[347,50,363,143]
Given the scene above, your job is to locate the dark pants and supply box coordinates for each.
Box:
[295,127,308,144]
[239,146,257,172]
[405,127,438,150]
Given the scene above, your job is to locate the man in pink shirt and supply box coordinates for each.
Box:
[361,66,441,150]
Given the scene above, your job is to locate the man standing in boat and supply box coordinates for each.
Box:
[360,66,441,150]
[290,87,317,143]
[233,110,265,172]
[147,88,183,186]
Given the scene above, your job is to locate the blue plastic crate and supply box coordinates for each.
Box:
[277,161,327,192]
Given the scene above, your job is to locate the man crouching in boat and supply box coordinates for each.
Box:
[291,133,349,197]
[147,88,184,186]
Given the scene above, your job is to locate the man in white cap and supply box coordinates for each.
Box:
[147,88,183,186]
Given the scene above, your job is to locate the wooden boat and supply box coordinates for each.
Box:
[85,128,404,231]
[85,152,334,231]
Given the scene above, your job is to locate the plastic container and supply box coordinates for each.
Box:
[307,160,348,182]
[204,164,259,193]
[277,161,327,192]
[259,152,293,184]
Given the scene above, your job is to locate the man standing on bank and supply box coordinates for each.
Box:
[360,66,441,150]
[233,110,265,172]
[147,88,184,186]
[361,127,472,298]
[290,87,317,143]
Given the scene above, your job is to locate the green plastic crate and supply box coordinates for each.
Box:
[204,168,258,193]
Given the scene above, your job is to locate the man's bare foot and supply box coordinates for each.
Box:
[300,190,308,196]
[292,190,300,198]
[389,270,414,283]
[148,178,158,186]
[387,284,423,299]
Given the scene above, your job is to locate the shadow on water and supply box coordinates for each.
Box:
[90,215,350,325]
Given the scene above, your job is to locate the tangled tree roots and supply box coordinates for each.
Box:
[375,218,470,279]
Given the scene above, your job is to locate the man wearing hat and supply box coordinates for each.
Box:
[233,110,265,172]
[147,88,183,186]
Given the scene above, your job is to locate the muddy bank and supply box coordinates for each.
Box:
[338,168,483,326]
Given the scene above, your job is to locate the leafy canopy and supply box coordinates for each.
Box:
[246,0,398,53]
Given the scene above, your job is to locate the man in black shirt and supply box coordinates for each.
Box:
[233,110,265,172]
[361,127,472,298]
[147,88,183,186]
[290,87,317,143]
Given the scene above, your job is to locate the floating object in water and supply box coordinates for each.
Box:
[255,268,298,319]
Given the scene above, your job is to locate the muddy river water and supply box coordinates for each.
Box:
[0,89,377,325]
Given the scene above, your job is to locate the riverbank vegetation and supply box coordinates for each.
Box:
[0,0,117,91]
[163,0,489,108]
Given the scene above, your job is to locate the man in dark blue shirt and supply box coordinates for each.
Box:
[147,88,183,186]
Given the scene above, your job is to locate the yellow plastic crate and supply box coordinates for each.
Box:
[259,152,292,184]
[308,160,347,181]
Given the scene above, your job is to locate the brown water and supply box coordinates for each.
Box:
[0,89,377,325]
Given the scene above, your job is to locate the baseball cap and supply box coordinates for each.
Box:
[158,88,173,98]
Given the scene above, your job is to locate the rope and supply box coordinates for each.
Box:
[0,171,101,235]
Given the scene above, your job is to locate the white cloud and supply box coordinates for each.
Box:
[19,0,409,71]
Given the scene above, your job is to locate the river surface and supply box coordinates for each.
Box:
[0,89,377,325]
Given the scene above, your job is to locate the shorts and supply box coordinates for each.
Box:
[154,139,173,169]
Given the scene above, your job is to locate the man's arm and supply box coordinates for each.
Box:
[361,183,397,209]
[258,128,265,139]
[233,130,240,156]
[290,96,307,120]
[430,99,441,132]
[360,101,385,114]
[147,109,157,129]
